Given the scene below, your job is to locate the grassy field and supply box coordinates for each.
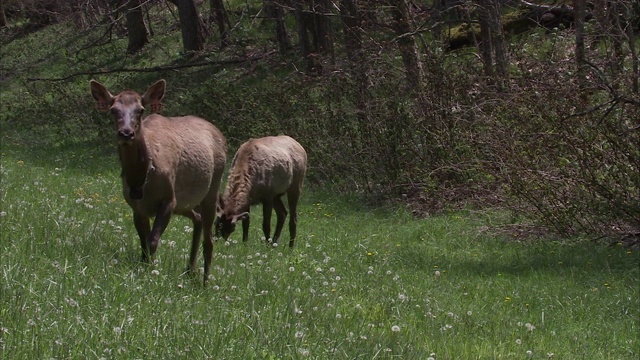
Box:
[1,141,638,359]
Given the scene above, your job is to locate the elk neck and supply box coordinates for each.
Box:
[117,133,152,197]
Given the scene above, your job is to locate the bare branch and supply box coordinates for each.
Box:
[26,51,275,82]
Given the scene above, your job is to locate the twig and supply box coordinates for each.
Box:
[26,52,275,82]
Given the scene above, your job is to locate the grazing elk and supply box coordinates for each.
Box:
[90,79,227,284]
[216,136,307,247]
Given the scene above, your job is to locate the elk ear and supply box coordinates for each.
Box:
[231,212,249,224]
[90,80,114,112]
[142,79,166,114]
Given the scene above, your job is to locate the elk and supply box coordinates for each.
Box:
[90,79,227,284]
[216,136,307,247]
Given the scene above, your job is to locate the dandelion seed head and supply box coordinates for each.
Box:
[391,325,400,332]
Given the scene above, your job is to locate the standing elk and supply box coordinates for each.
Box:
[216,136,307,247]
[90,79,227,284]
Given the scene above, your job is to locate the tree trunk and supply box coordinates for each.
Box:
[209,0,229,48]
[0,0,7,28]
[431,0,445,41]
[389,0,423,91]
[477,0,494,78]
[265,1,291,54]
[176,0,204,55]
[488,0,507,82]
[340,0,362,65]
[626,3,639,94]
[340,0,368,100]
[291,0,320,74]
[607,1,624,77]
[309,0,335,63]
[126,0,149,54]
[574,0,587,100]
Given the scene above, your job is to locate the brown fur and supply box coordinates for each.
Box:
[90,79,227,284]
[216,135,307,247]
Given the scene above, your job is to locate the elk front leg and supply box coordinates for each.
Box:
[133,212,151,262]
[262,201,273,243]
[148,201,174,258]
[200,200,216,285]
[242,208,251,243]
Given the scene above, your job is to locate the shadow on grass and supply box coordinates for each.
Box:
[394,237,639,279]
[2,137,117,175]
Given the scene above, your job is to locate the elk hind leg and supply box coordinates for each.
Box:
[287,188,301,247]
[180,209,203,275]
[273,195,288,244]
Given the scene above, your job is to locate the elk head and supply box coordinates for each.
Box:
[215,195,249,240]
[90,79,166,144]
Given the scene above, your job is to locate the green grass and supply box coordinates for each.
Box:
[1,143,638,359]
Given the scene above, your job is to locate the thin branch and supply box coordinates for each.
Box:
[26,51,275,82]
